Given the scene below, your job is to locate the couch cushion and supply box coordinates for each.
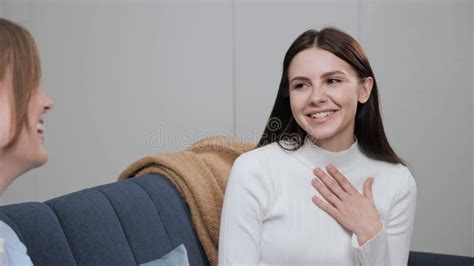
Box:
[139,243,189,266]
[130,174,208,265]
[46,186,137,265]
[93,179,174,264]
[0,202,76,265]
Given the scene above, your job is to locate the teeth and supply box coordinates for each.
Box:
[37,123,44,132]
[311,111,334,119]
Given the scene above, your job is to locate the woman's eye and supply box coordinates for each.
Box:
[327,78,341,85]
[293,83,307,89]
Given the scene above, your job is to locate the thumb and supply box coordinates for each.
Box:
[363,177,374,201]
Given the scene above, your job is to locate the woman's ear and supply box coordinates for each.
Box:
[358,77,373,104]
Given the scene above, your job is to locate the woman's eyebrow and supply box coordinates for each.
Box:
[290,70,347,83]
[290,76,311,83]
[320,70,347,78]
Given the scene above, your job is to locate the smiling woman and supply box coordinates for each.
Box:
[218,28,417,266]
[0,18,53,265]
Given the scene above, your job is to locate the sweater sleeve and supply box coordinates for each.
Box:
[0,221,33,266]
[350,168,417,266]
[218,153,271,266]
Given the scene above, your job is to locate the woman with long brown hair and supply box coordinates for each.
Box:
[0,18,53,265]
[219,28,416,265]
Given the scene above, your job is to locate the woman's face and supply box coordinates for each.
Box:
[288,47,372,151]
[0,67,53,170]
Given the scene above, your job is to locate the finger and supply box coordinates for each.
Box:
[363,177,375,202]
[312,195,341,220]
[311,178,342,208]
[313,167,347,201]
[326,164,359,196]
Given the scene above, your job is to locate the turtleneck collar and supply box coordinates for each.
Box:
[296,136,364,170]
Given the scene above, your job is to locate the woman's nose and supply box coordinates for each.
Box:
[309,85,328,104]
[43,92,53,113]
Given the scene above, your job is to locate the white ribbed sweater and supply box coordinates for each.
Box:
[218,137,417,266]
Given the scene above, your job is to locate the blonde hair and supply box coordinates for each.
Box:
[0,18,42,149]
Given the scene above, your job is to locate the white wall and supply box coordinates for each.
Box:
[360,1,472,257]
[471,0,474,257]
[1,0,472,258]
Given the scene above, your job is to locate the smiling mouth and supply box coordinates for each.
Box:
[37,120,44,135]
[308,111,335,119]
[306,110,337,124]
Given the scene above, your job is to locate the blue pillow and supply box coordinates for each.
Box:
[139,244,189,266]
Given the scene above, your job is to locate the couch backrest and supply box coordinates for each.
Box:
[0,174,209,266]
[408,251,474,266]
[2,174,473,266]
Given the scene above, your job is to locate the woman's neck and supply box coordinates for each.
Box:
[308,134,356,152]
[0,156,26,196]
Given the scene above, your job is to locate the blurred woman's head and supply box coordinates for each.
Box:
[258,27,403,165]
[0,18,53,193]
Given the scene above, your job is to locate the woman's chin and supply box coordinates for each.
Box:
[306,130,336,142]
[31,149,48,169]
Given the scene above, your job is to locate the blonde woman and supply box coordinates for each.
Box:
[0,18,53,265]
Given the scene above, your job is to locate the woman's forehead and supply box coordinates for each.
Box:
[288,48,356,78]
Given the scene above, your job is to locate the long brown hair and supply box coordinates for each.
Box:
[257,27,404,165]
[0,18,42,149]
